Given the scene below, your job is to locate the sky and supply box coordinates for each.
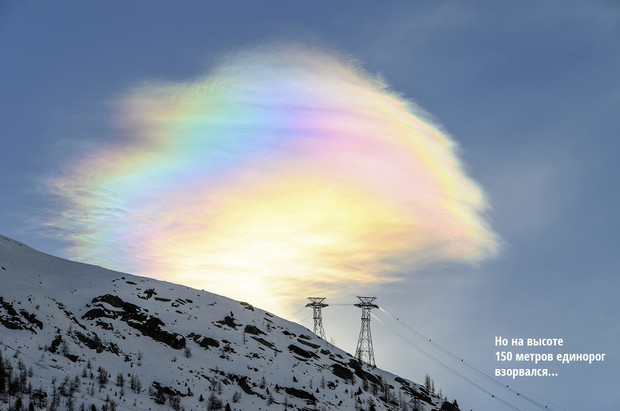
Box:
[1,2,619,410]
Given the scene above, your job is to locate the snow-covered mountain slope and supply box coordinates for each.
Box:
[0,235,460,411]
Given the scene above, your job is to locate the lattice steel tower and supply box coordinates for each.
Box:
[306,297,328,339]
[354,296,379,367]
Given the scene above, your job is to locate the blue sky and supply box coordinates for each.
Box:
[1,2,619,409]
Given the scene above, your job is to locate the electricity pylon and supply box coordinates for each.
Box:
[306,297,328,339]
[354,296,379,367]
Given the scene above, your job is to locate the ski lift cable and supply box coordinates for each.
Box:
[377,307,561,410]
[371,314,521,411]
[305,301,517,408]
[0,340,51,371]
[376,307,562,411]
[376,308,558,411]
[302,300,559,410]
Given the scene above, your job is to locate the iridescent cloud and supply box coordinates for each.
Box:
[46,44,498,316]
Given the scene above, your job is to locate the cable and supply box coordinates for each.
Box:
[303,299,558,409]
[379,307,559,409]
[376,307,562,410]
[371,313,521,410]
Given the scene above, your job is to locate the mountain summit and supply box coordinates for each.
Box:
[0,235,459,410]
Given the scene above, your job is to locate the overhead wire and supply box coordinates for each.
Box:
[303,299,561,410]
[371,313,521,410]
[319,301,560,410]
[375,307,562,410]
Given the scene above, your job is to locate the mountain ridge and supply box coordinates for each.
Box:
[0,234,460,411]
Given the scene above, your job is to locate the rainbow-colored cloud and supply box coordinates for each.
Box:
[47,44,498,315]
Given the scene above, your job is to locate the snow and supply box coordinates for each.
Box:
[0,234,456,410]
